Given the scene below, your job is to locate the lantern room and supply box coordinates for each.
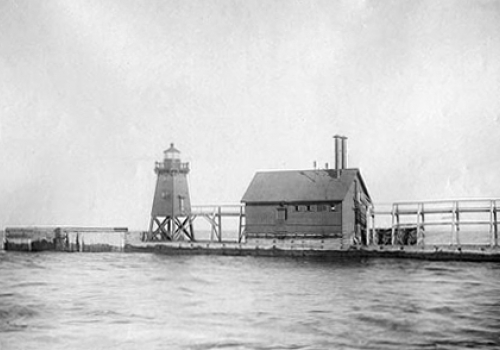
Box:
[164,143,180,161]
[155,143,190,174]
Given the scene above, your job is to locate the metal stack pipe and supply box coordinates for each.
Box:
[341,136,348,170]
[334,135,342,177]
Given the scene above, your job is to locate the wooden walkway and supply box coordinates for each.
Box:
[190,204,245,242]
[369,199,500,247]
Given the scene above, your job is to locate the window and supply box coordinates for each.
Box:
[295,205,306,212]
[296,205,321,212]
[179,196,185,212]
[330,204,337,212]
[276,207,287,221]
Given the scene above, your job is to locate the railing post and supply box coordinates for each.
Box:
[238,205,244,243]
[417,203,422,245]
[490,200,495,247]
[451,201,456,246]
[391,204,395,245]
[455,201,460,245]
[210,210,216,241]
[218,206,222,242]
[421,203,425,245]
[391,204,398,245]
[371,205,376,245]
[494,201,498,247]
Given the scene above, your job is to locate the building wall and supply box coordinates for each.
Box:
[245,202,343,236]
[358,191,370,229]
[151,173,192,217]
[341,174,370,245]
[342,181,356,244]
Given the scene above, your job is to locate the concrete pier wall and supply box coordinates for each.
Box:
[125,231,146,246]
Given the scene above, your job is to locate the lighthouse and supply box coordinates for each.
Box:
[148,143,194,241]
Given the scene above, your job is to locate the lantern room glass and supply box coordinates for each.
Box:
[164,150,180,160]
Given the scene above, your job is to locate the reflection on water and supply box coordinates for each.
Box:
[0,251,499,349]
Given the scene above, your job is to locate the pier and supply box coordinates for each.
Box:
[3,200,500,262]
[127,198,500,262]
[3,141,500,262]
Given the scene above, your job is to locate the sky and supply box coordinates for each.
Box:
[1,0,500,230]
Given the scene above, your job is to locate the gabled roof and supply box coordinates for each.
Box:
[241,168,371,203]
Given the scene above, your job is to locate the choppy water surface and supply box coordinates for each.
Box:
[0,252,499,350]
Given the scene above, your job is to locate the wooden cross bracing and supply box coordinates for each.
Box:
[149,216,195,241]
[147,205,245,243]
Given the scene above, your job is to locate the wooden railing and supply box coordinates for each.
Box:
[191,205,245,242]
[154,161,190,174]
[369,199,500,247]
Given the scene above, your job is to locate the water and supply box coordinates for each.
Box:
[0,251,499,350]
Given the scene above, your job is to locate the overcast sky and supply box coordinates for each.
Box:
[1,0,500,229]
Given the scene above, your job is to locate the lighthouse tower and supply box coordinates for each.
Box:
[148,143,194,241]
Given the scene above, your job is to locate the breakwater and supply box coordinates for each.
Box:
[127,240,500,262]
[4,227,500,262]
